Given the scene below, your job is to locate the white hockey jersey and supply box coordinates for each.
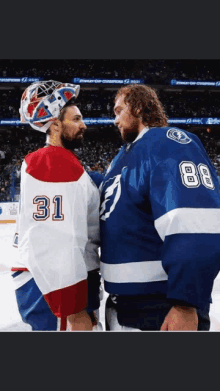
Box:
[12,145,100,318]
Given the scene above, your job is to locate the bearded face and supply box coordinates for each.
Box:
[114,94,142,142]
[60,123,84,150]
[59,105,86,150]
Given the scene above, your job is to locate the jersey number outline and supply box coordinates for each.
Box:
[179,161,215,190]
[33,195,64,221]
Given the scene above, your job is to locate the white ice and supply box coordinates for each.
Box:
[0,223,219,331]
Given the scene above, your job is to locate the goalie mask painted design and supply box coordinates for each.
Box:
[19,80,80,133]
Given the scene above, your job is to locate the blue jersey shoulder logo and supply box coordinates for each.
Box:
[166,128,191,144]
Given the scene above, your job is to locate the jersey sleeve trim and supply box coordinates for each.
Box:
[11,270,33,290]
[100,260,168,283]
[155,207,220,241]
[44,279,88,317]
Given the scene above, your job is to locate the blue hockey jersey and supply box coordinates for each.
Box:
[99,127,220,310]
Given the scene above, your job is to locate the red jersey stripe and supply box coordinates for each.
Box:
[44,279,88,317]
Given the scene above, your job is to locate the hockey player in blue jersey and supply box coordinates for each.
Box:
[100,84,220,331]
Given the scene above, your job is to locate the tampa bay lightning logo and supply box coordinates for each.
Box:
[0,207,2,215]
[166,128,191,144]
[100,173,123,221]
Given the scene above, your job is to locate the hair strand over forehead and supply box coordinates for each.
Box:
[115,84,168,128]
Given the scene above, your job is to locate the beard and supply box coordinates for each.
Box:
[119,116,140,143]
[121,130,139,143]
[60,126,84,150]
[61,135,83,150]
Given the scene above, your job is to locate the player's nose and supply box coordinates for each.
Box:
[114,115,119,126]
[82,121,87,130]
[80,121,87,131]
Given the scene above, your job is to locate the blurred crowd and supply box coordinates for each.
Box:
[1,59,220,202]
[0,59,220,120]
[158,90,220,118]
[1,85,220,121]
[194,129,220,177]
[1,59,220,83]
[74,137,122,173]
[0,126,220,203]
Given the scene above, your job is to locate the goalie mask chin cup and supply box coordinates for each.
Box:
[19,80,80,133]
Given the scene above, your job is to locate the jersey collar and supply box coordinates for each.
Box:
[132,126,149,144]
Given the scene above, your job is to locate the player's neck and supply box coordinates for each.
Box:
[137,123,147,134]
[46,133,64,148]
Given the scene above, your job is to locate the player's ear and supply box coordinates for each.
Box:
[135,108,142,118]
[51,118,61,132]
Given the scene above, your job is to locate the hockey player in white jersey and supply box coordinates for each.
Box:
[100,84,220,331]
[12,80,102,331]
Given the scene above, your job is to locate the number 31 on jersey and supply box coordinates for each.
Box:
[33,195,64,221]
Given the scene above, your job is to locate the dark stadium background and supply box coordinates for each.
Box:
[0,59,220,202]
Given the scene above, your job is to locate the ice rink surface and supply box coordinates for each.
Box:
[0,223,219,331]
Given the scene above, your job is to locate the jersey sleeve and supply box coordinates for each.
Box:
[17,148,101,318]
[148,134,220,309]
[87,171,104,189]
[84,171,101,312]
[83,171,103,312]
[83,171,101,273]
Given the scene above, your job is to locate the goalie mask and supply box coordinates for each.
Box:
[19,80,80,133]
